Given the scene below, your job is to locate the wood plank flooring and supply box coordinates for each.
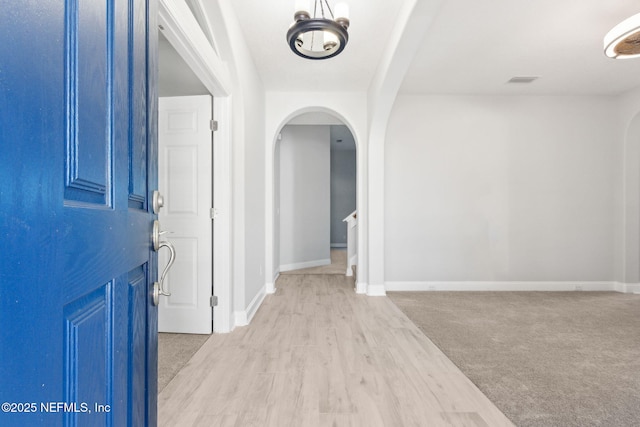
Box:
[158,274,513,426]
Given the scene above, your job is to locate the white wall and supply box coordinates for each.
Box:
[243,87,266,308]
[385,95,620,285]
[617,86,640,286]
[279,125,331,270]
[330,126,357,246]
[213,0,266,324]
[273,140,281,275]
[366,0,445,296]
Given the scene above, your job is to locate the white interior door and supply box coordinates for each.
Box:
[158,95,213,334]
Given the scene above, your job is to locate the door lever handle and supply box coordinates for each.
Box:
[151,220,176,306]
[152,240,176,306]
[157,241,175,297]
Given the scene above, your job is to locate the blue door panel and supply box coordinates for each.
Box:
[128,266,147,426]
[0,0,158,426]
[63,283,112,427]
[0,3,67,418]
[129,0,149,209]
[64,0,111,206]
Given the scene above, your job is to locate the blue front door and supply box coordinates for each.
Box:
[0,1,158,426]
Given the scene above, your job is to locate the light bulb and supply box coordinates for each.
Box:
[324,31,338,51]
[334,3,349,21]
[295,0,310,15]
[334,2,349,29]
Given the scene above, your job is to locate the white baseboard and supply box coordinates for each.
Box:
[234,312,248,327]
[367,283,387,296]
[385,281,618,292]
[330,243,347,248]
[234,285,266,327]
[355,281,367,294]
[614,282,640,294]
[266,272,279,294]
[280,258,331,272]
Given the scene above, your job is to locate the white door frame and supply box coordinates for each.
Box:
[158,0,234,333]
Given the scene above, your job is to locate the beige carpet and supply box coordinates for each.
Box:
[158,333,210,392]
[280,249,347,275]
[387,291,640,427]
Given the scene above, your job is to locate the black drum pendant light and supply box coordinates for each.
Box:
[287,0,350,60]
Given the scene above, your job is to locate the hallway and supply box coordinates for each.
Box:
[158,274,512,426]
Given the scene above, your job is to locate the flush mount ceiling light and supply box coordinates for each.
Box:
[604,12,640,59]
[287,0,350,60]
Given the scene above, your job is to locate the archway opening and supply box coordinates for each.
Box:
[272,110,359,284]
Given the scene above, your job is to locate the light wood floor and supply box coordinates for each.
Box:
[158,274,513,426]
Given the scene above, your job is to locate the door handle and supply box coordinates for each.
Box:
[156,241,176,297]
[151,220,176,306]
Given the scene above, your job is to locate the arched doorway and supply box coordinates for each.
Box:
[266,108,362,293]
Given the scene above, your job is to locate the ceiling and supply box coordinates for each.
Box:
[229,0,640,96]
[229,0,403,92]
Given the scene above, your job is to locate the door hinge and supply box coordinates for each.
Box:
[210,208,218,220]
[210,120,218,132]
[210,295,218,307]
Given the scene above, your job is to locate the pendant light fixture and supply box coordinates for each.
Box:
[287,0,350,60]
[604,12,640,59]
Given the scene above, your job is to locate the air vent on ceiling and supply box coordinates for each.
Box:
[507,76,539,84]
